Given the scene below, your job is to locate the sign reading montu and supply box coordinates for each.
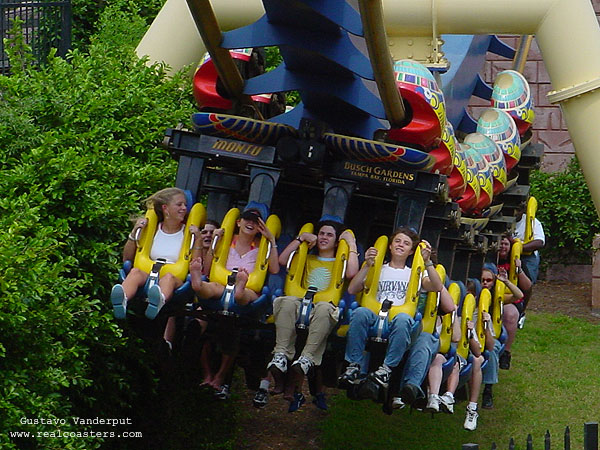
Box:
[199,135,275,163]
[333,160,417,188]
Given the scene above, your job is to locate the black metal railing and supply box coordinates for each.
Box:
[1,0,71,73]
[463,422,599,450]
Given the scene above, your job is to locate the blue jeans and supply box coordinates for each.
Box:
[521,253,540,284]
[345,307,414,368]
[402,332,440,386]
[483,339,502,385]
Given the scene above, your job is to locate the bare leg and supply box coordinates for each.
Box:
[446,361,460,395]
[468,355,484,403]
[164,317,177,344]
[121,268,149,299]
[427,353,446,395]
[200,343,214,386]
[503,304,519,352]
[211,353,236,389]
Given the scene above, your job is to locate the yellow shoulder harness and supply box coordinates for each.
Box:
[476,288,492,349]
[209,207,282,291]
[134,203,206,281]
[421,264,447,334]
[438,282,461,354]
[522,196,538,255]
[283,224,352,306]
[457,293,476,360]
[358,238,425,320]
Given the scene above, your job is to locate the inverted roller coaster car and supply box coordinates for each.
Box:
[387,60,445,151]
[193,48,285,117]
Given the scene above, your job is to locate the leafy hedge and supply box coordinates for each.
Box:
[530,157,600,265]
[0,6,196,449]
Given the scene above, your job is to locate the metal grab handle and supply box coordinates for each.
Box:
[286,249,297,272]
[211,234,220,252]
[133,227,142,248]
[189,233,196,251]
[336,256,348,288]
[262,241,272,269]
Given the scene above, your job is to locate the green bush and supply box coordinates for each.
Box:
[530,157,600,264]
[0,5,196,449]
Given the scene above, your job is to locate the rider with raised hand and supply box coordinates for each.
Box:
[267,218,359,411]
[339,228,443,394]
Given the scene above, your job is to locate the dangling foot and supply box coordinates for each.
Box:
[110,284,128,320]
[145,285,165,320]
[233,268,250,302]
[189,257,204,291]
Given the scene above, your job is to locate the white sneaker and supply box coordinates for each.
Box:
[292,355,314,375]
[267,352,288,373]
[464,406,479,431]
[110,284,128,320]
[145,285,166,319]
[426,394,440,413]
[392,397,406,409]
[439,392,455,414]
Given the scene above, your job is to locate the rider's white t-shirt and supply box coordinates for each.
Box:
[376,263,412,306]
[150,224,184,263]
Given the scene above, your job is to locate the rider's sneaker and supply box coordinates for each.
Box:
[338,363,362,387]
[425,394,440,413]
[110,284,128,320]
[214,384,231,401]
[392,397,406,409]
[400,383,424,407]
[464,405,479,431]
[439,392,455,414]
[369,365,391,389]
[288,392,306,413]
[145,285,165,320]
[499,350,512,370]
[291,355,314,376]
[482,390,494,409]
[253,388,268,408]
[267,352,288,373]
[312,392,328,410]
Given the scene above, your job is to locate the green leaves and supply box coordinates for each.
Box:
[530,157,600,264]
[0,4,194,449]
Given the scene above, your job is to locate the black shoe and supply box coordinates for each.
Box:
[482,389,493,409]
[499,350,511,370]
[400,383,424,407]
[253,388,268,408]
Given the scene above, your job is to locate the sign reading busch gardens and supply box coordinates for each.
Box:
[332,160,417,188]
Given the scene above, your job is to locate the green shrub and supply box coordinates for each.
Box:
[530,157,600,264]
[0,5,196,449]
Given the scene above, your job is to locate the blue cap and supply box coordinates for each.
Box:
[242,201,269,221]
[482,262,498,276]
[318,214,343,224]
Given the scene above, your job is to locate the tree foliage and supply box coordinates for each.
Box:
[530,157,600,264]
[0,5,196,448]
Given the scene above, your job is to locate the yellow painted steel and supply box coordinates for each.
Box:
[522,196,538,255]
[209,207,282,292]
[283,225,352,306]
[421,264,447,334]
[476,288,492,349]
[358,237,425,320]
[138,0,600,220]
[438,282,461,354]
[457,292,475,360]
[134,203,206,281]
[491,279,505,338]
[507,238,522,292]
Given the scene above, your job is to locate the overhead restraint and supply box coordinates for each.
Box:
[353,236,426,342]
[283,223,353,328]
[197,206,281,317]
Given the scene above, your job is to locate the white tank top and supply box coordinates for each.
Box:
[150,224,184,264]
